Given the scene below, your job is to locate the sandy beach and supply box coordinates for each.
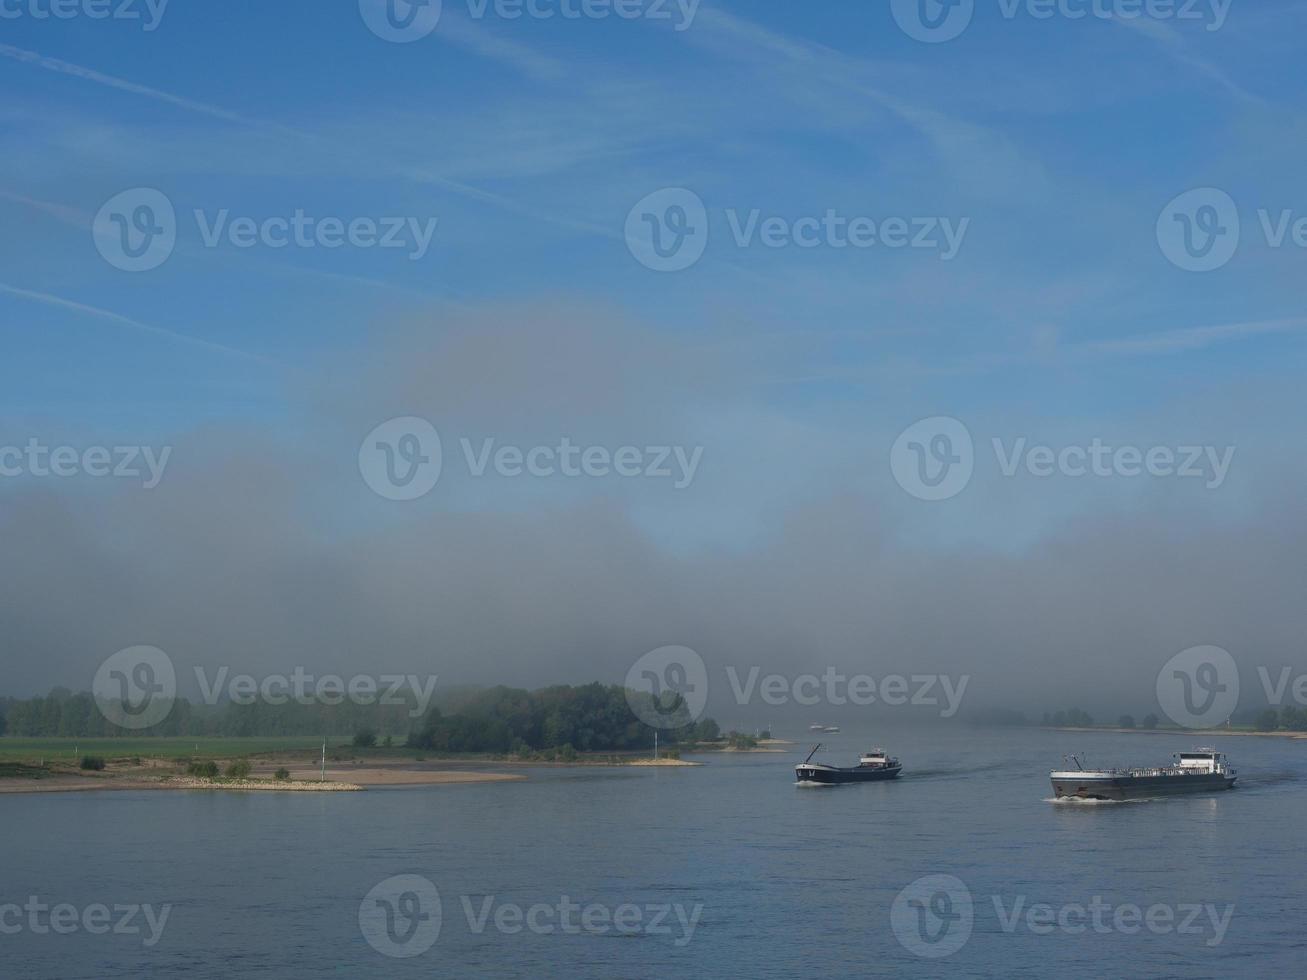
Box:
[0,760,527,794]
[279,766,526,785]
[0,747,721,795]
[623,758,702,767]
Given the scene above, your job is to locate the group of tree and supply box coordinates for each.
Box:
[1115,714,1159,730]
[407,683,720,754]
[0,687,499,739]
[1253,705,1307,732]
[0,682,723,755]
[1041,708,1094,728]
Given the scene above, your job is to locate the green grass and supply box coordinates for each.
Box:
[0,736,352,764]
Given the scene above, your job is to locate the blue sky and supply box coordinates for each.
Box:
[4,1,1307,701]
[5,0,1306,429]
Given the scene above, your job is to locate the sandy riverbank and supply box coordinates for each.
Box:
[280,766,526,785]
[0,747,723,794]
[623,758,701,767]
[0,773,362,794]
[0,762,524,794]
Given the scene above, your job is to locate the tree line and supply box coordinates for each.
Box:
[0,683,722,753]
[407,684,719,753]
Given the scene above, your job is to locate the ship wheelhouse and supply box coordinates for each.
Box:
[1176,749,1229,775]
[858,749,897,768]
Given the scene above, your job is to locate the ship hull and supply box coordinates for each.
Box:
[796,764,902,785]
[1050,773,1236,801]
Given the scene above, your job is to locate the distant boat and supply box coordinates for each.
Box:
[809,724,824,731]
[1050,747,1236,800]
[822,726,841,734]
[796,744,902,785]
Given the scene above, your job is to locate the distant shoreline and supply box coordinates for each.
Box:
[1045,726,1307,740]
[0,749,716,794]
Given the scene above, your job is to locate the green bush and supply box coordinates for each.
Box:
[79,756,106,771]
[273,767,291,781]
[225,759,252,779]
[352,729,377,748]
[187,760,219,779]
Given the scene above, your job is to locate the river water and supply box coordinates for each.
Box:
[4,726,1304,978]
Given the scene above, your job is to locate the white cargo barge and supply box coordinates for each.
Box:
[1051,748,1236,801]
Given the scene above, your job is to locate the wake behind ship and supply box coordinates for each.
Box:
[1051,748,1236,801]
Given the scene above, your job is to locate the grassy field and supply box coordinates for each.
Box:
[0,736,352,763]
